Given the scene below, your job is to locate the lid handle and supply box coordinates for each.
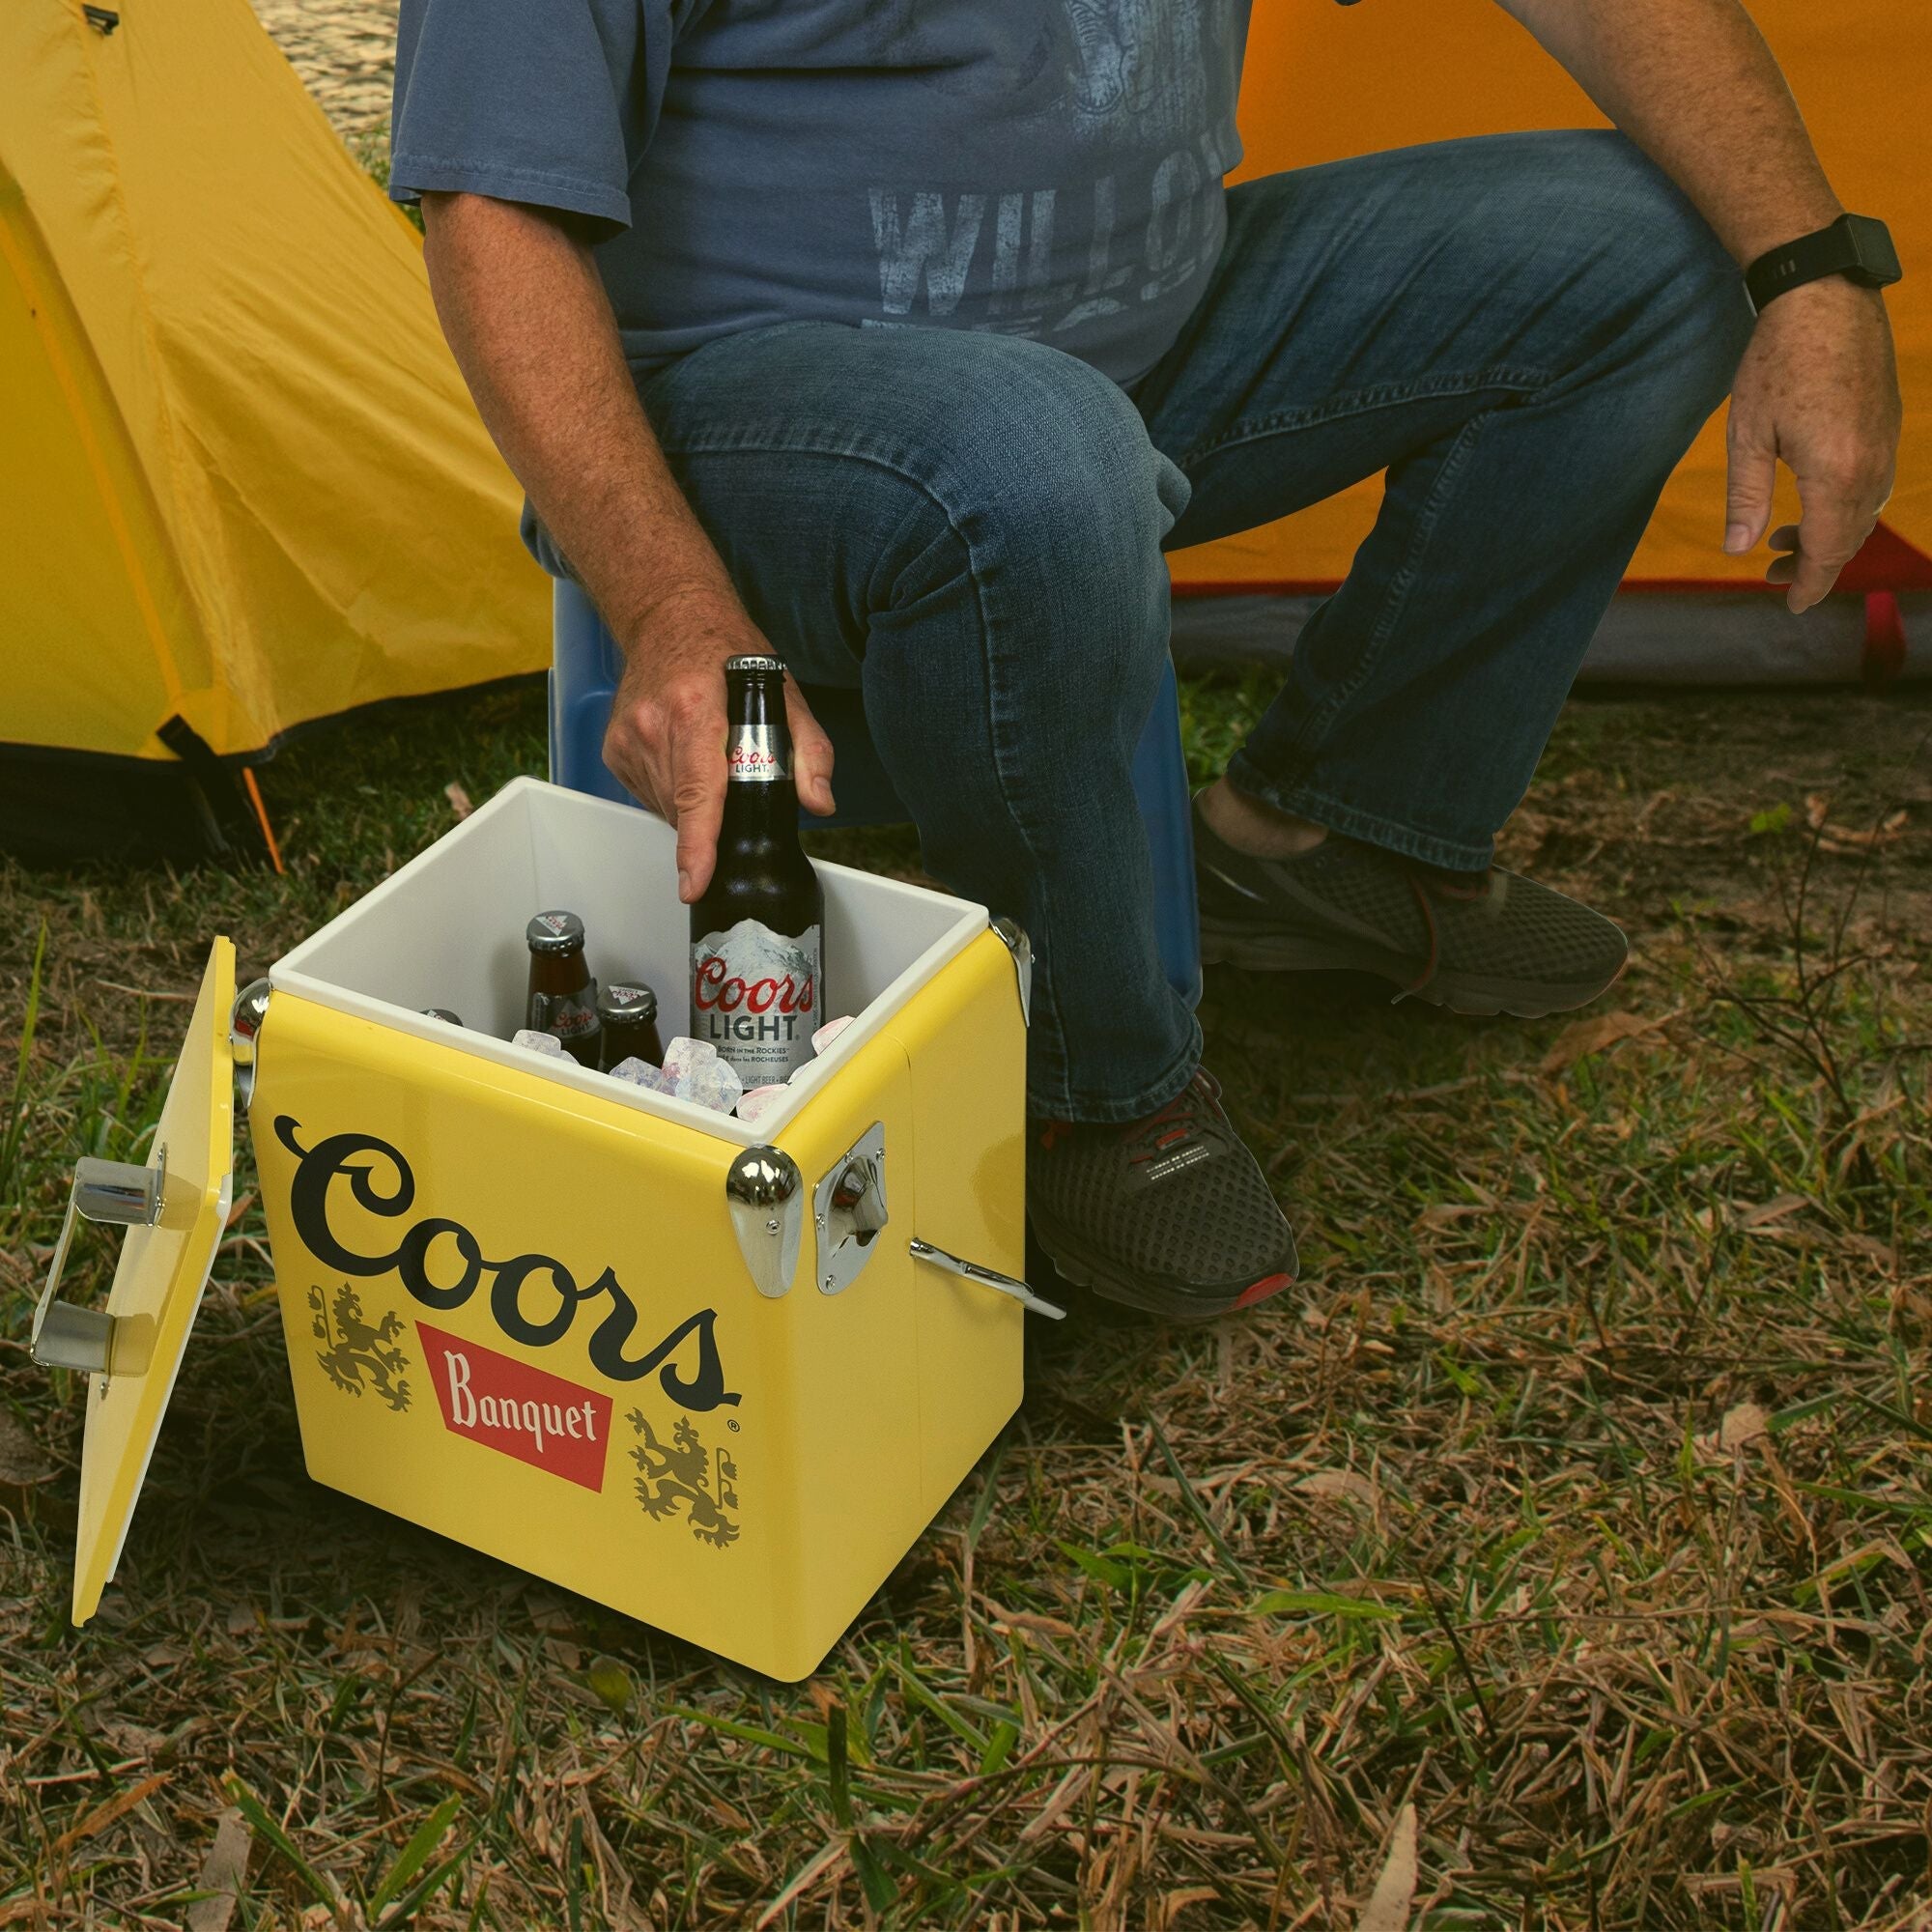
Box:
[32,1151,167,1375]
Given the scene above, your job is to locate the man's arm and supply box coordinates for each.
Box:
[419,191,834,901]
[1495,0,1901,612]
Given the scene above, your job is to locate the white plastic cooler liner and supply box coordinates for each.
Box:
[271,777,988,1145]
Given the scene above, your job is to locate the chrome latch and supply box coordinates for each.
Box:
[814,1122,888,1295]
[32,1149,168,1374]
[910,1238,1065,1319]
[724,1146,804,1298]
[990,918,1033,1027]
[230,977,270,1112]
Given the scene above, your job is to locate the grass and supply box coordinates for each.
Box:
[2,674,1930,1932]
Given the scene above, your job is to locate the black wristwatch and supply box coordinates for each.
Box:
[1745,213,1901,314]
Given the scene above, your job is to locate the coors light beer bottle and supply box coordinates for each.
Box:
[690,656,823,1087]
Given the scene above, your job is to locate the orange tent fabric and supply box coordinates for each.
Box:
[1171,0,1930,625]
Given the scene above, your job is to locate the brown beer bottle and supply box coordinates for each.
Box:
[690,656,824,1087]
[525,911,602,1066]
[598,981,665,1072]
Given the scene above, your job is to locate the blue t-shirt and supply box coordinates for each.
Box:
[390,1,1255,386]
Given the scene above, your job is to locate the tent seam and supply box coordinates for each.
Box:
[70,0,229,741]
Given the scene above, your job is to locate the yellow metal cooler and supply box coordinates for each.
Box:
[31,777,1050,1681]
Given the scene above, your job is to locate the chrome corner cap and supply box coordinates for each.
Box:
[990,917,1033,1027]
[725,1145,804,1299]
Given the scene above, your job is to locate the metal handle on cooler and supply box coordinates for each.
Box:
[31,1149,168,1374]
[909,1238,1065,1320]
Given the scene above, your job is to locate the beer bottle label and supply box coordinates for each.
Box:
[530,987,599,1040]
[691,918,822,1085]
[726,724,787,784]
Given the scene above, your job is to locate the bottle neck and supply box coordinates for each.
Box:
[722,673,796,830]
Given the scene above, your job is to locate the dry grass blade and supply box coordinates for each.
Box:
[51,1773,169,1853]
[1353,1804,1419,1932]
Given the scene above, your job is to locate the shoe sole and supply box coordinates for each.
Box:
[1198,921,1626,1020]
[1029,1204,1295,1323]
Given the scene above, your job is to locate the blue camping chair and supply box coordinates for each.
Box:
[549,577,1202,1005]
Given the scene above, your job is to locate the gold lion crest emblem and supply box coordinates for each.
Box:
[629,1410,739,1548]
[310,1284,412,1411]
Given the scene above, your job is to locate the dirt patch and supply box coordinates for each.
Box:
[249,0,398,138]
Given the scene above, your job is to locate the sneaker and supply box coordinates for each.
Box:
[1194,800,1627,1018]
[1028,1070,1296,1321]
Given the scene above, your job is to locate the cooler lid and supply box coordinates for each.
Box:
[43,938,237,1624]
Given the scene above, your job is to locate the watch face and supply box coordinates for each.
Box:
[1846,214,1902,286]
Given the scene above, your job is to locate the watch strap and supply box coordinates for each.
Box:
[1747,213,1902,313]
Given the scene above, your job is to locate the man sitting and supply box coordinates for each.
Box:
[392,0,1900,1319]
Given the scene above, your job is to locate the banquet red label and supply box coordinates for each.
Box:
[419,1321,611,1491]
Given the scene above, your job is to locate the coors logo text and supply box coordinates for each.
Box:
[274,1118,739,1412]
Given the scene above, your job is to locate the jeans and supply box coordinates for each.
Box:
[548,130,1753,1122]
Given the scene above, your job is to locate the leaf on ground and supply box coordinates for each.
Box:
[1249,1589,1404,1623]
[1296,1469,1378,1509]
[185,1808,253,1932]
[1734,1193,1811,1230]
[1354,1803,1418,1932]
[1706,1402,1772,1455]
[1539,1009,1655,1075]
[1817,809,1909,853]
[586,1655,635,1715]
[445,781,473,819]
[1804,792,1908,850]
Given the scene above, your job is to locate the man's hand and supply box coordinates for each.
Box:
[1493,1,1904,612]
[1724,278,1901,613]
[602,587,836,903]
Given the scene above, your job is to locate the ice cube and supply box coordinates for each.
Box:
[661,1036,718,1084]
[609,1056,673,1094]
[676,1057,745,1117]
[810,1014,856,1056]
[512,1029,566,1058]
[735,1084,787,1126]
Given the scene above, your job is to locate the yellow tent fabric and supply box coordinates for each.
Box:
[1173,0,1931,597]
[0,0,546,772]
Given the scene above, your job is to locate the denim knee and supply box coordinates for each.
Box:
[1538,129,1754,403]
[879,337,1190,695]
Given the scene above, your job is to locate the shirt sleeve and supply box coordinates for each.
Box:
[388,0,672,236]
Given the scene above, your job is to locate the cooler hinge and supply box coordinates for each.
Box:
[230,978,271,1112]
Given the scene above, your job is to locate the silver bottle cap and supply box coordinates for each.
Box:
[526,910,586,954]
